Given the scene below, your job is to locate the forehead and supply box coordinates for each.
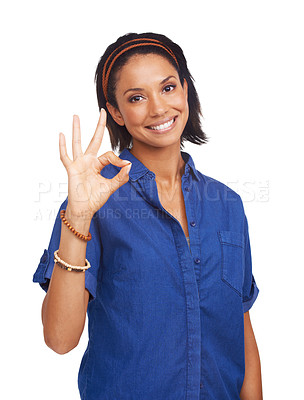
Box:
[115,53,178,89]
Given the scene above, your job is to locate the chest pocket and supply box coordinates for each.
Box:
[218,230,245,296]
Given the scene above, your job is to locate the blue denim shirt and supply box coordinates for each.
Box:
[33,148,259,400]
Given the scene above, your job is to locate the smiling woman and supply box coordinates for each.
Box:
[106,53,189,153]
[33,32,262,400]
[95,33,208,152]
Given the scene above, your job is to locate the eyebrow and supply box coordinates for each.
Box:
[123,75,177,96]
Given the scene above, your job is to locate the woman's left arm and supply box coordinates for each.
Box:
[240,311,263,400]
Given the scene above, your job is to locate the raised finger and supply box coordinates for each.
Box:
[72,115,83,159]
[59,132,72,169]
[85,108,107,156]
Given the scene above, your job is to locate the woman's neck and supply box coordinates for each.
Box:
[130,142,185,190]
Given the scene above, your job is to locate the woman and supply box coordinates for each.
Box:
[33,32,262,399]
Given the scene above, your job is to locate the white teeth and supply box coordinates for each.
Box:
[149,118,174,130]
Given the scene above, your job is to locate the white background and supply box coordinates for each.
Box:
[1,0,303,398]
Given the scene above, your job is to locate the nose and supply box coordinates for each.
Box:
[149,93,168,117]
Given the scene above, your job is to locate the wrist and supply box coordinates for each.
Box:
[64,207,93,236]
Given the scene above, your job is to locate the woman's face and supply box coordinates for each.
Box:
[107,53,189,149]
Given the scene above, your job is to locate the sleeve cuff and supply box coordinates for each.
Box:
[33,248,98,302]
[243,277,259,313]
[33,249,50,293]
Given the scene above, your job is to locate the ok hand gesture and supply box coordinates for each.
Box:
[59,109,131,220]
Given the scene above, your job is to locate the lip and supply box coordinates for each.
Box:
[145,116,178,134]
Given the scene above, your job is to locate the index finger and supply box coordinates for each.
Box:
[85,108,107,156]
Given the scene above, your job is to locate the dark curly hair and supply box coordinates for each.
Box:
[95,32,208,153]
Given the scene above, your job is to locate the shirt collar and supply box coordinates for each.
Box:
[119,148,200,182]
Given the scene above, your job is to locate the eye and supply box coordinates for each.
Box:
[129,95,144,103]
[163,84,176,93]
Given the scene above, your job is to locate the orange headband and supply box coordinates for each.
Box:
[102,38,179,102]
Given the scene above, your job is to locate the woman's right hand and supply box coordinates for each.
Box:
[59,109,132,220]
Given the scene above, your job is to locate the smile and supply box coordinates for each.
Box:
[146,117,177,133]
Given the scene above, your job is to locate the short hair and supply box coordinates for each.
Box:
[95,32,208,152]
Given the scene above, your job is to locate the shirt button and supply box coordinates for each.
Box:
[190,221,196,227]
[200,381,203,389]
[194,258,201,264]
[185,187,190,192]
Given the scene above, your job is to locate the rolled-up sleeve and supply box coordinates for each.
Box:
[242,214,259,313]
[33,197,102,302]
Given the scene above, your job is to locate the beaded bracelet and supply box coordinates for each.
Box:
[60,209,92,241]
[55,259,86,273]
[54,249,91,272]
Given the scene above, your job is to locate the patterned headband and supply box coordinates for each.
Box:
[102,38,179,102]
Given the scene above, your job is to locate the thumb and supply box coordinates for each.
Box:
[108,162,132,194]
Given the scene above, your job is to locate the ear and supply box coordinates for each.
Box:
[106,102,125,126]
[183,78,188,101]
